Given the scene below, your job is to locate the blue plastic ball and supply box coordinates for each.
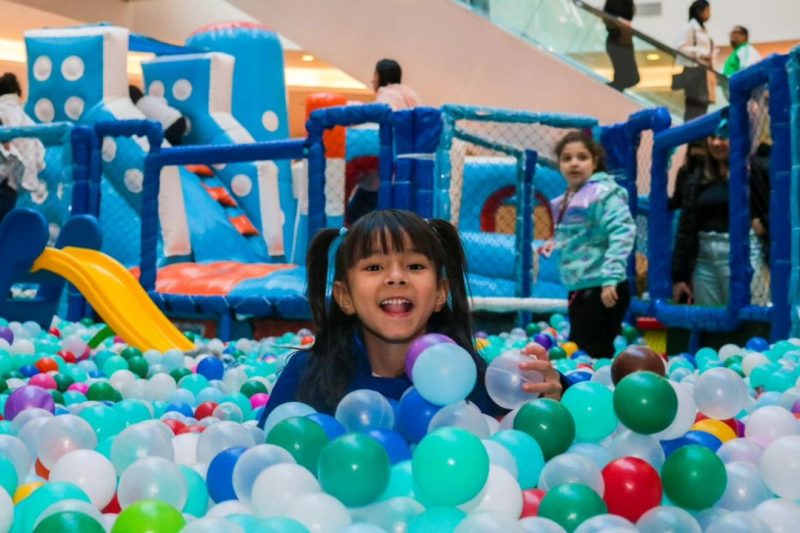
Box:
[197,357,225,381]
[306,413,347,440]
[206,446,248,503]
[366,428,412,464]
[397,387,440,443]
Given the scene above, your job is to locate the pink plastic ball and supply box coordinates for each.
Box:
[68,383,89,395]
[250,393,270,409]
[29,373,57,390]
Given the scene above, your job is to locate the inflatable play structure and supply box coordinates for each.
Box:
[1,20,798,347]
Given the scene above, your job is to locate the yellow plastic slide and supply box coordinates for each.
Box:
[32,247,194,352]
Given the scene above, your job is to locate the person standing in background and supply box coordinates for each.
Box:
[675,0,716,122]
[604,0,640,92]
[723,26,762,77]
[372,59,421,112]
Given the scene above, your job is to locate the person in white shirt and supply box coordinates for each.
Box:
[0,73,45,222]
[675,0,716,121]
[723,25,762,77]
[129,85,187,146]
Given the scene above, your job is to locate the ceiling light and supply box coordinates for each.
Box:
[646,53,661,61]
[301,54,314,62]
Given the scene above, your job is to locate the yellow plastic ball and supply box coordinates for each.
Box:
[474,338,490,351]
[691,419,737,443]
[562,341,579,357]
[13,481,44,504]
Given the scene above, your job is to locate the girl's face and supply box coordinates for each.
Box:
[334,232,448,346]
[700,6,711,22]
[707,136,729,161]
[559,141,597,191]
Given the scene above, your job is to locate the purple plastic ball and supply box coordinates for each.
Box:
[475,331,489,339]
[405,333,456,377]
[0,326,12,345]
[4,385,55,420]
[533,333,553,350]
[791,400,800,415]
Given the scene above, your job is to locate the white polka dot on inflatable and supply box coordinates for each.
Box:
[31,182,48,205]
[102,138,117,162]
[261,110,279,132]
[124,169,144,193]
[231,175,253,197]
[148,81,165,97]
[34,98,55,123]
[133,135,150,152]
[64,96,85,120]
[61,56,85,82]
[33,56,52,81]
[172,79,192,101]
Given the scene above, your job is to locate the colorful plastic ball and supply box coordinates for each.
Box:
[48,450,116,509]
[86,382,119,402]
[485,350,545,410]
[601,457,661,522]
[513,398,576,460]
[716,460,771,511]
[19,364,40,378]
[4,385,55,420]
[759,434,800,499]
[204,446,247,503]
[753,499,800,533]
[317,433,390,507]
[548,346,567,360]
[533,333,553,350]
[33,510,105,533]
[746,337,769,352]
[396,387,441,444]
[661,445,727,510]
[251,463,321,518]
[179,465,208,518]
[111,499,186,533]
[194,401,218,420]
[636,506,700,533]
[197,357,224,381]
[693,367,748,419]
[366,428,411,464]
[118,456,187,510]
[335,389,394,433]
[231,444,295,505]
[611,345,659,378]
[412,343,477,406]
[613,371,677,434]
[0,326,13,344]
[0,456,17,498]
[538,483,607,532]
[408,506,465,532]
[405,333,456,378]
[427,400,489,437]
[489,429,544,490]
[412,427,489,506]
[562,381,617,443]
[266,416,328,472]
[691,418,736,442]
[196,420,255,464]
[12,481,91,533]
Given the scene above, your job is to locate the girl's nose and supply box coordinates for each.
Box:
[385,267,408,286]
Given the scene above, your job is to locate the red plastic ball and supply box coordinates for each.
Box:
[194,402,218,420]
[162,419,187,434]
[35,358,59,373]
[57,350,76,364]
[177,424,206,435]
[602,456,662,522]
[48,327,61,338]
[102,493,121,514]
[521,488,546,517]
[35,457,50,480]
[300,336,315,346]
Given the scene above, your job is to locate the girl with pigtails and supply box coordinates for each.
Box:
[259,209,567,423]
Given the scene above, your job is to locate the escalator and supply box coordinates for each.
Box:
[458,0,729,121]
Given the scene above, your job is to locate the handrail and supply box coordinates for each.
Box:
[573,0,727,84]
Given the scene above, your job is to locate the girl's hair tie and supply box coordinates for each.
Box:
[324,227,348,309]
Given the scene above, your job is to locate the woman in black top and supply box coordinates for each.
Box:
[671,133,769,305]
[604,0,640,91]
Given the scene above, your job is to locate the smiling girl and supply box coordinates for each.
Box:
[259,209,567,421]
[543,130,636,358]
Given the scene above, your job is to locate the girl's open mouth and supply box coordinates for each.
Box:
[380,297,413,315]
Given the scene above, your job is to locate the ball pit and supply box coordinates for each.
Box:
[0,315,798,531]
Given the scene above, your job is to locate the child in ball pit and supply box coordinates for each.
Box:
[259,209,569,424]
[540,130,636,358]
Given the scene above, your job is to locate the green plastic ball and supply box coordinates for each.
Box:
[513,398,576,460]
[661,445,727,510]
[127,356,149,378]
[538,483,607,532]
[111,500,185,533]
[412,427,489,507]
[33,512,105,533]
[317,433,391,507]
[613,371,677,434]
[562,381,618,442]
[266,416,329,472]
[240,380,268,398]
[86,382,120,402]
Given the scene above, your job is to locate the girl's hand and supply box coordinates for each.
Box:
[519,342,563,401]
[673,282,693,303]
[538,240,555,258]
[601,286,618,308]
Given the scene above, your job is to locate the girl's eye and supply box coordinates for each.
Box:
[409,263,426,271]
[364,264,382,272]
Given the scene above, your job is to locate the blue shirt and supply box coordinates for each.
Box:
[258,333,575,428]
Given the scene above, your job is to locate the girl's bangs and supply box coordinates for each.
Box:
[341,211,440,270]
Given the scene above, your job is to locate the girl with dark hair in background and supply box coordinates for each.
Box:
[675,0,716,121]
[372,59,420,111]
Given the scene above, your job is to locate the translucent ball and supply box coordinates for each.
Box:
[518,516,566,533]
[232,444,296,504]
[286,492,351,532]
[0,435,32,482]
[251,463,321,518]
[717,438,764,466]
[705,511,771,533]
[335,389,394,433]
[37,414,97,469]
[49,450,116,509]
[196,421,255,464]
[538,453,604,496]
[744,405,799,446]
[718,461,771,510]
[262,401,316,435]
[575,514,636,533]
[172,432,200,466]
[428,401,489,438]
[608,430,665,471]
[117,456,187,509]
[485,350,544,410]
[760,434,800,499]
[693,368,748,419]
[482,440,518,478]
[111,423,174,474]
[636,506,701,533]
[753,499,800,532]
[455,511,523,533]
[652,381,697,441]
[412,343,477,406]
